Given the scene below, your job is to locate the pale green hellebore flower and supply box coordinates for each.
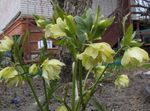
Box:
[56,105,68,111]
[41,59,65,84]
[0,36,14,52]
[45,24,53,38]
[77,42,115,70]
[0,67,18,80]
[115,74,129,89]
[0,67,24,86]
[7,76,25,87]
[93,65,106,80]
[36,19,47,28]
[29,64,38,75]
[121,47,149,67]
[45,17,67,39]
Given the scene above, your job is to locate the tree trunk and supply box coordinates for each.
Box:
[55,0,92,81]
[57,0,93,15]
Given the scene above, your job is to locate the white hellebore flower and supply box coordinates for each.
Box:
[41,59,65,84]
[77,42,115,70]
[29,64,38,75]
[0,36,14,51]
[115,74,129,89]
[121,47,149,67]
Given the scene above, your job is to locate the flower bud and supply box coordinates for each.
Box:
[29,64,38,75]
[115,75,129,89]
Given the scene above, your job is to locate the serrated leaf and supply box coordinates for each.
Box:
[75,16,87,45]
[129,40,143,47]
[64,15,76,35]
[92,18,114,39]
[75,16,87,32]
[121,24,134,47]
[84,9,94,32]
[122,13,131,33]
[52,3,66,22]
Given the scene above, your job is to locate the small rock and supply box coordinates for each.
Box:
[143,71,150,75]
[11,96,21,107]
[135,71,150,79]
[133,71,143,76]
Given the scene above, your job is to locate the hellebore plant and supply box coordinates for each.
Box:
[0,2,149,111]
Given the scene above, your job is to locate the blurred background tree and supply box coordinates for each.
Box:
[57,0,92,15]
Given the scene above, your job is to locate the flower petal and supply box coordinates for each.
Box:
[121,47,149,66]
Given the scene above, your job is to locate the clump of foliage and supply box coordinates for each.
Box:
[0,1,149,111]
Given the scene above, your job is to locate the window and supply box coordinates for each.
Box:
[38,40,53,49]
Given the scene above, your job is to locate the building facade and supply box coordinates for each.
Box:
[1,0,145,61]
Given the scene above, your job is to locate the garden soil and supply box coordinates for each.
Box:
[0,69,150,111]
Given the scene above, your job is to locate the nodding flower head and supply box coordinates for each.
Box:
[121,47,149,67]
[77,42,115,70]
[41,59,65,84]
[0,36,14,52]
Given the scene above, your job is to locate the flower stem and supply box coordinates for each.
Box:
[72,61,77,111]
[78,61,84,110]
[81,46,122,110]
[26,78,43,111]
[43,78,49,111]
[83,67,93,91]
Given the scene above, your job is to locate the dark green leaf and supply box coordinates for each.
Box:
[93,3,101,27]
[84,9,94,32]
[75,16,87,32]
[51,2,66,22]
[76,30,87,47]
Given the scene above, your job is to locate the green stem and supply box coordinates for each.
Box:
[76,100,81,111]
[82,65,109,111]
[43,78,49,111]
[83,67,93,91]
[20,65,43,111]
[91,65,109,94]
[72,61,77,111]
[26,78,43,111]
[64,84,71,111]
[76,61,84,111]
[82,47,123,110]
